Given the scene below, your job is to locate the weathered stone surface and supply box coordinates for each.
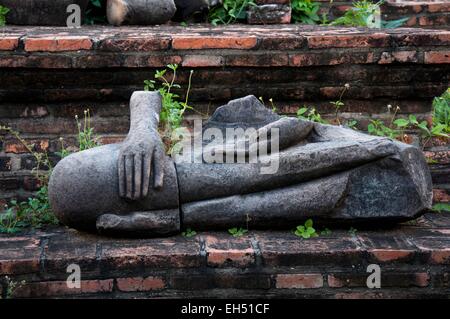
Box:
[48,92,180,234]
[180,96,432,228]
[49,92,432,236]
[247,4,291,24]
[106,0,176,26]
[0,0,89,26]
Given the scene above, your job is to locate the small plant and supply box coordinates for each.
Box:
[208,0,256,25]
[330,84,350,125]
[228,227,248,237]
[76,109,100,151]
[291,0,321,25]
[297,107,328,124]
[0,276,25,299]
[259,97,278,113]
[346,119,358,130]
[181,228,197,238]
[320,228,332,236]
[348,227,358,235]
[144,64,199,152]
[0,109,99,233]
[0,5,9,26]
[432,203,450,213]
[294,219,318,239]
[432,88,450,134]
[330,0,382,27]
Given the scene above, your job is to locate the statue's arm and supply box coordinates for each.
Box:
[118,91,166,200]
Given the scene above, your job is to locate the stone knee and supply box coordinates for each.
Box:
[48,144,125,231]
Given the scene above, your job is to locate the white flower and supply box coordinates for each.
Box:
[344,83,350,89]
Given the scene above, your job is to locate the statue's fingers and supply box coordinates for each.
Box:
[118,154,126,198]
[125,154,134,200]
[133,153,142,200]
[153,147,164,189]
[142,152,152,198]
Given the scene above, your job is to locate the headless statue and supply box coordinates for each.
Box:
[48,91,433,237]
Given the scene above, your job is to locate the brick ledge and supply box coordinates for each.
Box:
[0,25,449,68]
[1,212,450,298]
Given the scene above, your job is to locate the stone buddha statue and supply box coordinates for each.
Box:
[48,91,433,237]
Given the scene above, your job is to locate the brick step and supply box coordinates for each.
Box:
[1,212,450,298]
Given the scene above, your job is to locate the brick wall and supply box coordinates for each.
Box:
[1,212,450,298]
[0,25,449,204]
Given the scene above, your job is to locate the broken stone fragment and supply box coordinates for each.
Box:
[106,0,177,26]
[247,4,292,24]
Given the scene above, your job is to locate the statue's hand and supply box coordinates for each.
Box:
[118,130,165,200]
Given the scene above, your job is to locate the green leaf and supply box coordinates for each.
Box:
[432,203,450,213]
[408,115,418,125]
[305,218,313,228]
[393,118,409,128]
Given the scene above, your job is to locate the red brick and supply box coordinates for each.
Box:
[307,33,390,49]
[418,15,448,27]
[428,3,450,13]
[203,234,255,267]
[99,37,170,51]
[328,274,354,288]
[0,37,20,51]
[99,136,125,145]
[123,55,182,68]
[4,139,49,154]
[275,274,323,289]
[0,259,41,275]
[328,272,429,288]
[406,16,417,27]
[425,51,450,64]
[414,273,430,287]
[226,53,289,67]
[430,250,450,264]
[394,33,450,46]
[378,51,419,64]
[207,248,254,267]
[116,276,165,292]
[182,55,224,67]
[259,36,306,50]
[25,36,93,52]
[290,52,374,66]
[22,176,42,191]
[13,280,113,298]
[370,249,414,262]
[0,54,73,68]
[172,36,258,50]
[433,189,450,203]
